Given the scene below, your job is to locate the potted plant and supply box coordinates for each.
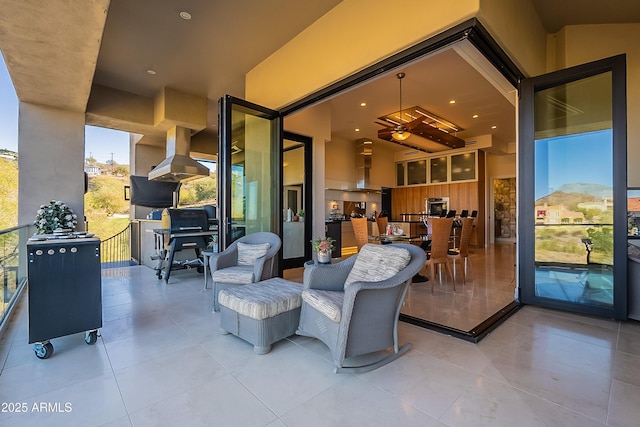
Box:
[298,210,305,222]
[33,200,78,234]
[311,236,335,264]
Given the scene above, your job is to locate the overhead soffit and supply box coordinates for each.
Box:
[0,0,109,112]
[93,0,343,101]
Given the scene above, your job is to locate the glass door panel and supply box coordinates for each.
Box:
[282,132,312,268]
[519,55,627,318]
[282,138,307,267]
[218,96,281,250]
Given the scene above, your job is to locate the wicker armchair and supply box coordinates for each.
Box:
[296,243,426,373]
[210,232,281,311]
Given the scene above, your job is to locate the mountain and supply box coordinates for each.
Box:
[556,183,612,198]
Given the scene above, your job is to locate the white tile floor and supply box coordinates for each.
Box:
[0,264,639,426]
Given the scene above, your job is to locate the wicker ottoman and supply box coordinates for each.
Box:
[218,277,303,354]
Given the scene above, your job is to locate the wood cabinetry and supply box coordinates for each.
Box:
[390,150,486,247]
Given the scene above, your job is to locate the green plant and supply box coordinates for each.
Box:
[297,209,305,217]
[311,236,335,253]
[33,200,78,234]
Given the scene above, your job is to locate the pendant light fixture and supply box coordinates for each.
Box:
[392,72,411,141]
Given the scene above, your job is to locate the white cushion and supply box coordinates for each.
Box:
[218,278,302,320]
[301,289,344,323]
[211,265,255,284]
[237,242,270,266]
[344,244,411,289]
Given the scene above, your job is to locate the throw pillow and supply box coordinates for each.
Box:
[344,244,411,289]
[237,242,270,266]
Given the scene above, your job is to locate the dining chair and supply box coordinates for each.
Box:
[350,217,369,252]
[375,216,388,236]
[448,217,474,284]
[425,217,455,293]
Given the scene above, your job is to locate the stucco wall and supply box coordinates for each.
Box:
[476,0,547,77]
[18,102,85,228]
[246,0,479,109]
[553,23,640,186]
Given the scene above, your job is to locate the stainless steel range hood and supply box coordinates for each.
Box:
[148,125,210,182]
[350,138,381,193]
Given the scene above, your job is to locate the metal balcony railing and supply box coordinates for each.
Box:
[534,223,614,266]
[100,223,132,268]
[0,224,32,332]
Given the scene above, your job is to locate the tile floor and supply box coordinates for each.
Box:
[400,242,517,331]
[0,263,639,426]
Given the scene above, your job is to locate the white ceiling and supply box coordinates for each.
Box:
[317,40,517,153]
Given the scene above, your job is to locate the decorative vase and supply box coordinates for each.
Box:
[317,251,331,264]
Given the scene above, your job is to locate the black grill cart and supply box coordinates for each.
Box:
[27,237,102,359]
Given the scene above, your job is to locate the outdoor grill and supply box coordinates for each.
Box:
[154,208,216,283]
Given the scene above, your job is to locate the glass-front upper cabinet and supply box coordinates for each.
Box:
[429,156,448,183]
[395,150,478,186]
[396,163,405,186]
[451,152,476,182]
[407,160,427,185]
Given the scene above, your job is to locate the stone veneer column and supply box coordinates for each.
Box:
[18,102,86,230]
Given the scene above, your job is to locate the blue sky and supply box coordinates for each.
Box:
[535,129,613,200]
[0,52,130,164]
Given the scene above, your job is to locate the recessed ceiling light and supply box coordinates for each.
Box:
[179,11,192,20]
[491,125,497,129]
[449,100,456,104]
[355,128,360,132]
[360,102,366,107]
[146,69,156,75]
[472,114,479,119]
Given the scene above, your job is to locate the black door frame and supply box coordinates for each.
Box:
[275,18,524,341]
[280,131,313,270]
[218,95,282,251]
